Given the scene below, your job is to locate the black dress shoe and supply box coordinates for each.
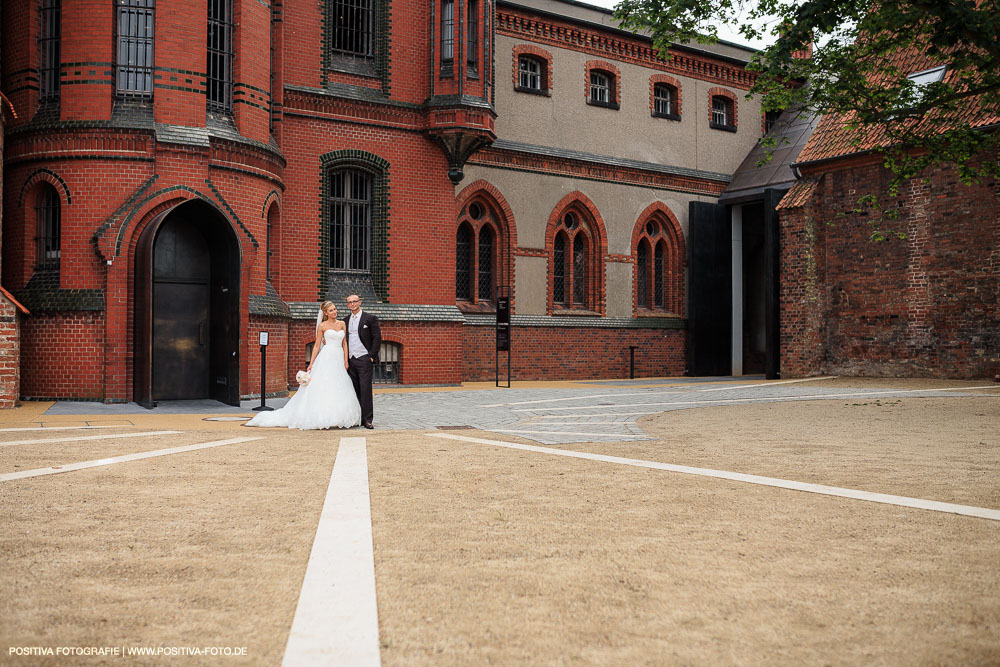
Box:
[363,422,374,429]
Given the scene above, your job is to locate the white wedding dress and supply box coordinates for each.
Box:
[245,328,361,429]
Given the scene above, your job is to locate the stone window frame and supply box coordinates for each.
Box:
[512,44,552,96]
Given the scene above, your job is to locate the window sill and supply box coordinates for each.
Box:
[635,308,678,317]
[327,56,378,78]
[587,100,620,110]
[515,85,550,97]
[456,300,496,314]
[552,306,599,316]
[710,122,737,133]
[652,111,681,121]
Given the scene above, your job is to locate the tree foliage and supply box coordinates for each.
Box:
[615,0,1000,185]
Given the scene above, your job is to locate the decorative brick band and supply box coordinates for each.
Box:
[497,7,758,91]
[468,144,729,196]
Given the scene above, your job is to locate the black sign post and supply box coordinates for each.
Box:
[495,287,511,388]
[253,331,274,412]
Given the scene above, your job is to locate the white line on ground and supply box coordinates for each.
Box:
[0,425,136,432]
[532,412,668,418]
[282,437,381,667]
[518,421,632,426]
[427,433,1000,522]
[0,436,262,482]
[511,386,1000,412]
[0,430,183,447]
[493,429,647,439]
[696,376,837,392]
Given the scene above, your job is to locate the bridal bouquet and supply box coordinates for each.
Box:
[295,370,311,386]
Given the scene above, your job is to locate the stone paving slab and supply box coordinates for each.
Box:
[32,379,1000,446]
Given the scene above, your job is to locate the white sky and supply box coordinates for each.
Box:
[577,0,774,50]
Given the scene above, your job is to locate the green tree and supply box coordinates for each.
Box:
[615,0,1000,185]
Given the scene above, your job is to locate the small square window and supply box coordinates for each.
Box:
[518,56,541,90]
[711,96,736,131]
[653,83,679,119]
[590,71,610,104]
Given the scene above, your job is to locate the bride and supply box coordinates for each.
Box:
[245,301,361,429]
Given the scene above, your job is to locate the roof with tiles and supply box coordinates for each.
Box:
[795,47,1000,165]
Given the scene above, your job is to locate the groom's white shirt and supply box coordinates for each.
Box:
[348,309,369,359]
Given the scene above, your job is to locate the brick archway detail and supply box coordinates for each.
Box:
[19,168,72,206]
[630,201,685,315]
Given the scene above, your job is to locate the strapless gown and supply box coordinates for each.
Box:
[245,328,362,429]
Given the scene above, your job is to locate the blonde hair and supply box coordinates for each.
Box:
[320,300,336,322]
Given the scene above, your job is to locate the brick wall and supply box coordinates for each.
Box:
[21,311,105,400]
[780,158,1000,379]
[463,325,686,381]
[0,298,22,408]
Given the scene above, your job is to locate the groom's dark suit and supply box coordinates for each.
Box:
[344,310,381,426]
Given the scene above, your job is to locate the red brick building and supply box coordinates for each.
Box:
[774,50,1000,380]
[2,0,766,403]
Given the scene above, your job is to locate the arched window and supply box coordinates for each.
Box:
[266,204,279,283]
[654,241,665,308]
[455,199,502,306]
[328,169,371,272]
[636,240,649,306]
[456,223,473,300]
[478,224,494,300]
[36,184,61,271]
[553,233,566,304]
[653,83,679,118]
[633,208,685,315]
[550,208,598,310]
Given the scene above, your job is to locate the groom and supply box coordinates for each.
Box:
[344,294,381,429]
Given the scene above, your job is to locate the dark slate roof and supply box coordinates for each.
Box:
[718,106,821,205]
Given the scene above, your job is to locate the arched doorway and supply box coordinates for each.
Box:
[134,200,241,407]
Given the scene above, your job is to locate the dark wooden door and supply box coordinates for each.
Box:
[152,218,211,399]
[687,201,732,376]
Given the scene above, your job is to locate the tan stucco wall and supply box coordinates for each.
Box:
[605,261,634,318]
[514,254,548,314]
[494,33,763,174]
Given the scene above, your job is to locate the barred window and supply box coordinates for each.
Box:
[456,223,473,300]
[467,0,478,73]
[207,0,233,112]
[36,185,61,271]
[636,241,648,307]
[478,224,493,300]
[518,56,541,90]
[39,0,61,103]
[441,0,455,67]
[590,71,610,104]
[115,0,155,97]
[329,170,371,272]
[331,0,374,58]
[553,233,566,304]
